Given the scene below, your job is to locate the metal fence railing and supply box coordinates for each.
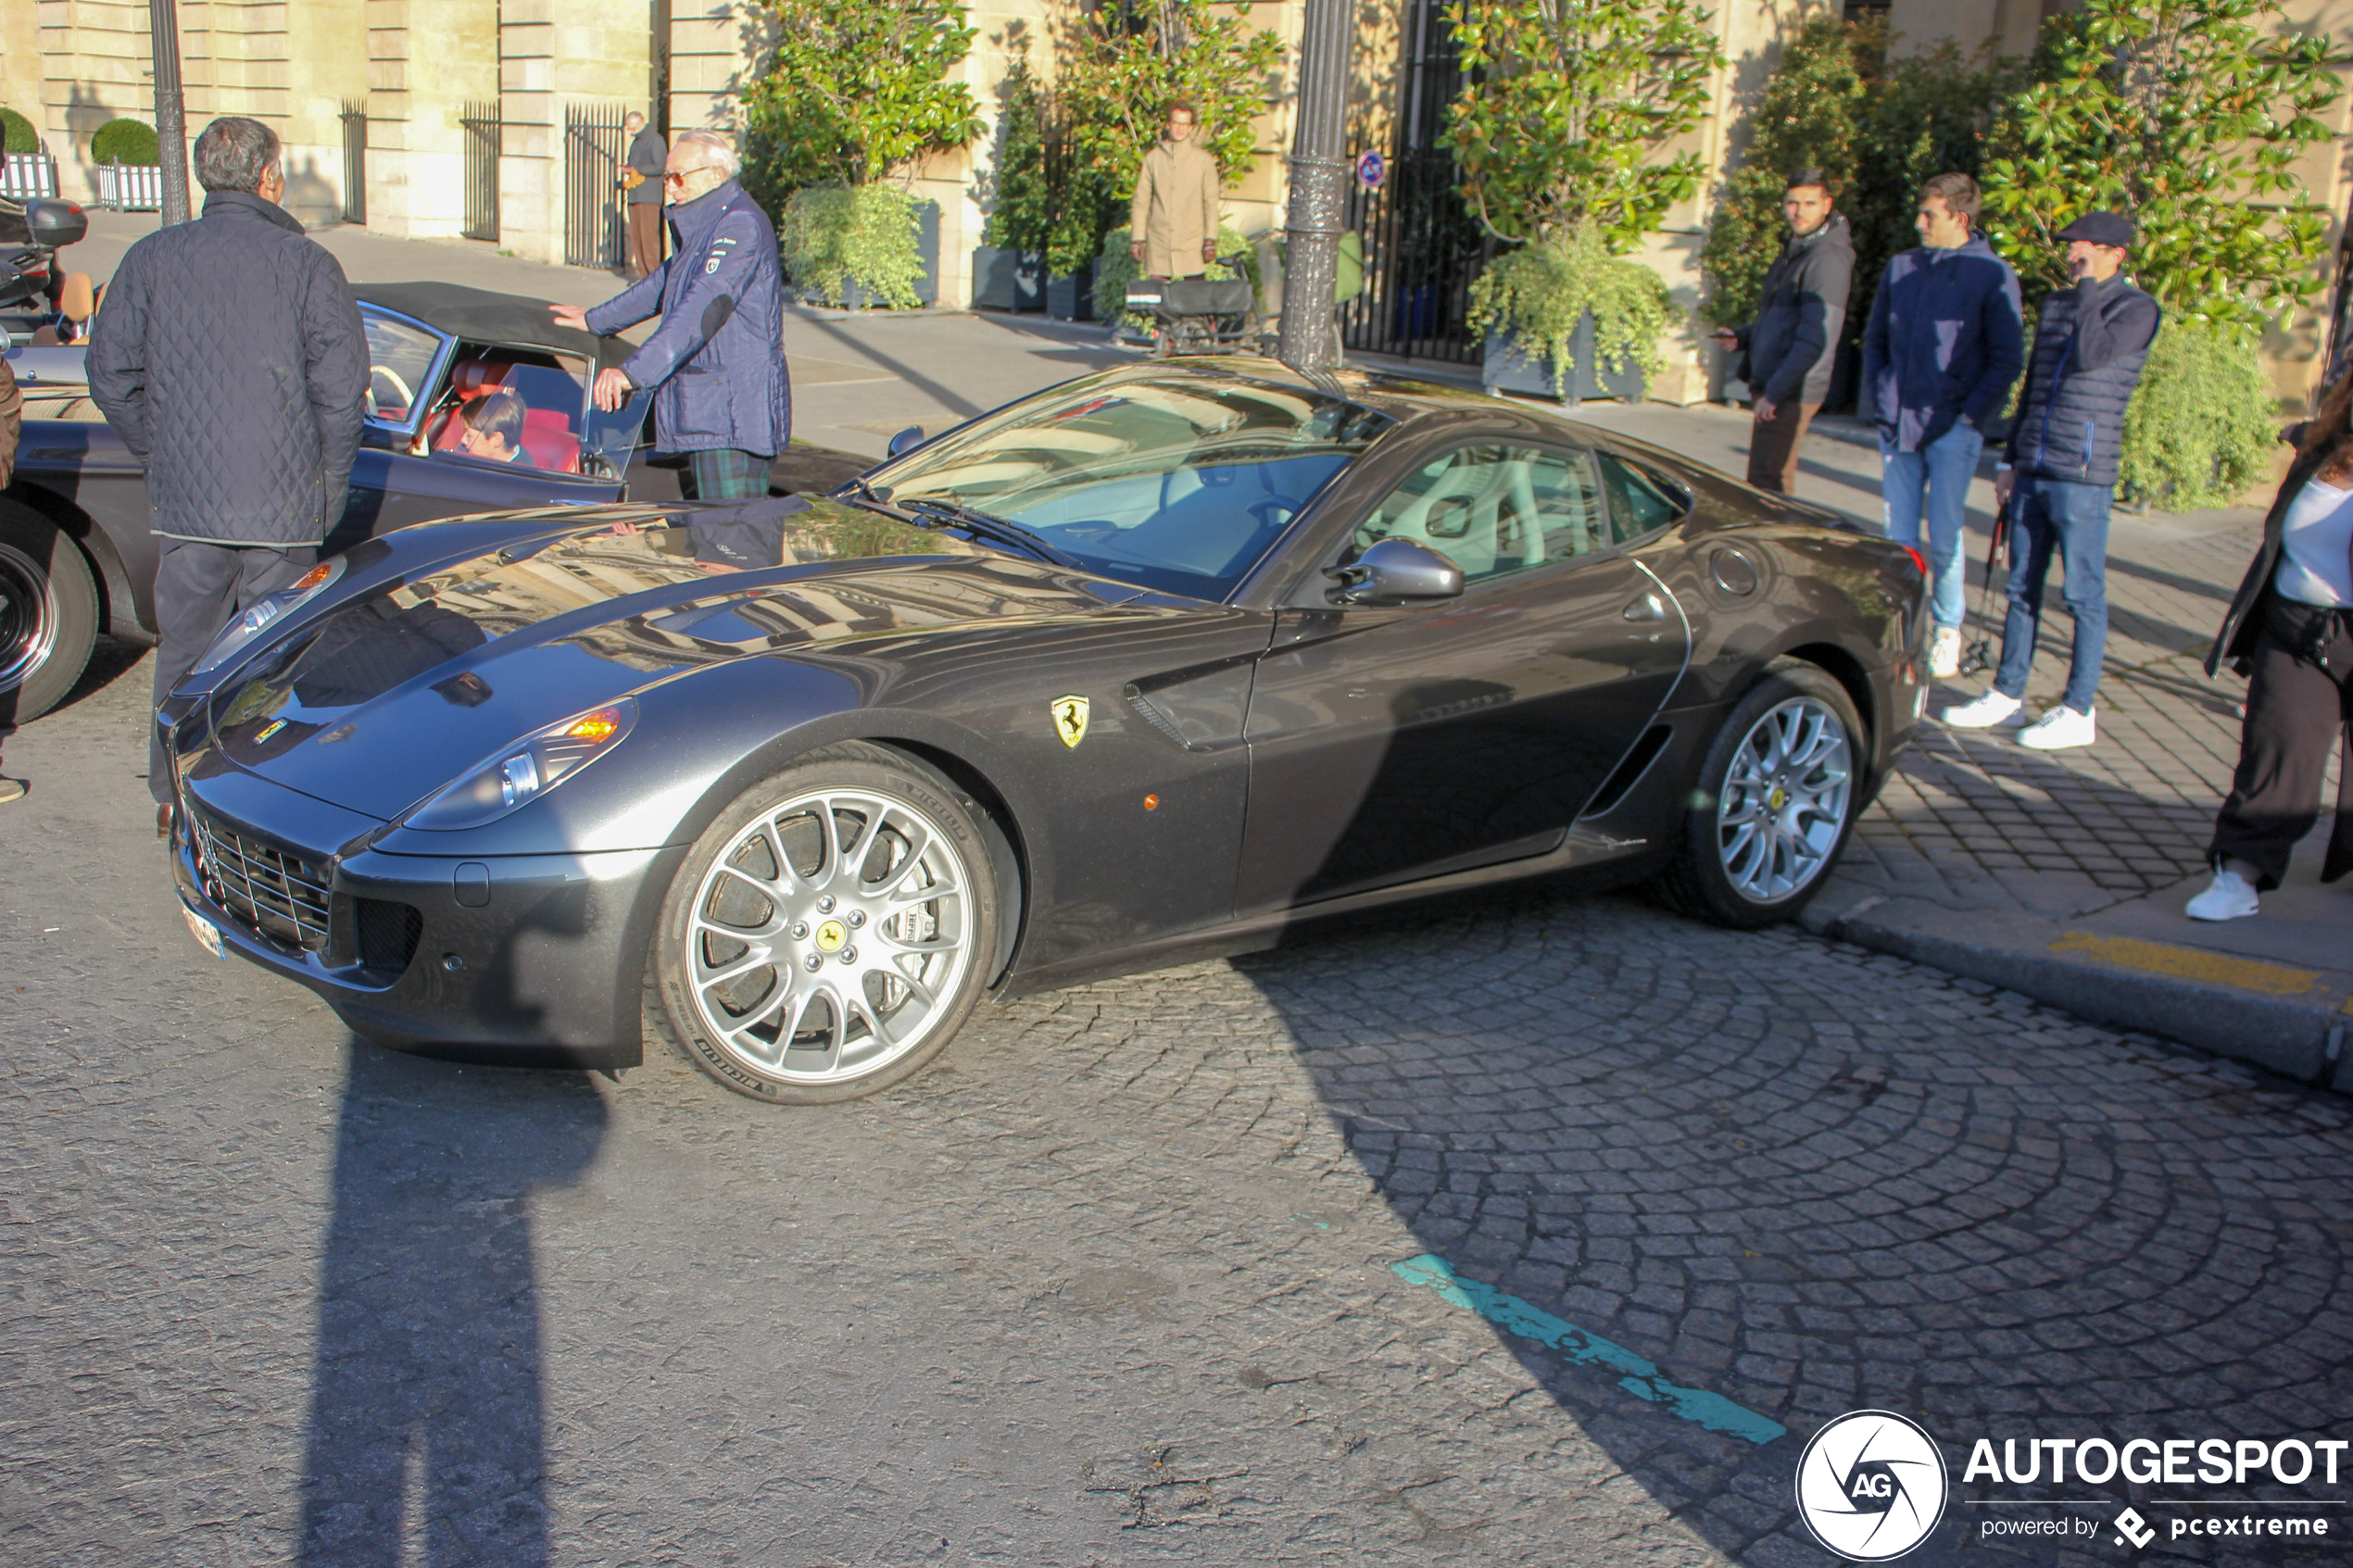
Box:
[340,103,367,226]
[563,103,630,270]
[2,153,58,200]
[95,164,163,212]
[459,100,501,242]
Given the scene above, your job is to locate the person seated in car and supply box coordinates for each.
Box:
[457,389,534,467]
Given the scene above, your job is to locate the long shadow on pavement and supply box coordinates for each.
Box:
[1229,884,2353,1564]
[296,1037,607,1564]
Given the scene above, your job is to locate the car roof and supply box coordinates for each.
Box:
[355,281,605,361]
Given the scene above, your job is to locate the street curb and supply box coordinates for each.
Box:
[1798,895,2353,1090]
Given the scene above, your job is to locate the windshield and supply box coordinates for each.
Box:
[871,371,1393,599]
[362,310,448,431]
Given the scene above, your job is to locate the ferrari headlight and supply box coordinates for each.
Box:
[190,557,347,677]
[401,699,638,831]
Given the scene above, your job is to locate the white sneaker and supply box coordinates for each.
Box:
[2018,704,2095,749]
[2185,867,2260,922]
[1929,626,1962,679]
[1939,689,2023,728]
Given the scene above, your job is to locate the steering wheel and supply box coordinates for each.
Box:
[370,364,415,416]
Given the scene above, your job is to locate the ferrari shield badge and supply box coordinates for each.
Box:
[1051,695,1089,750]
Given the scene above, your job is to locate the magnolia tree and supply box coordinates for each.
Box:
[1046,0,1283,275]
[743,0,984,198]
[1444,0,1724,392]
[1981,0,2343,504]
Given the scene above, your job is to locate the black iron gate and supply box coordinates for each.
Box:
[340,102,366,225]
[1339,0,1491,364]
[460,100,501,242]
[565,103,630,270]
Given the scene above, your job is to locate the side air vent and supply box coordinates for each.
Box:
[1582,724,1672,818]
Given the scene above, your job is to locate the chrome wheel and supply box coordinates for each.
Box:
[683,785,975,1087]
[1715,696,1854,904]
[0,539,60,695]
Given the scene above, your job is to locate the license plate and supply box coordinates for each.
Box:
[182,905,225,960]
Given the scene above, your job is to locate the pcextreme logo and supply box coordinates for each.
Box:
[1795,1411,1951,1561]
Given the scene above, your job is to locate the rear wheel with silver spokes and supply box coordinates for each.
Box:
[654,745,999,1102]
[1656,660,1865,929]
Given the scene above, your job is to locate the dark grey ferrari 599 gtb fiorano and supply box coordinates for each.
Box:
[161,359,1930,1102]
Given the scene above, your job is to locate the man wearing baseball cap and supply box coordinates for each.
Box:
[1942,210,2160,748]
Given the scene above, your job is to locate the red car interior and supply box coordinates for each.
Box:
[424,358,585,473]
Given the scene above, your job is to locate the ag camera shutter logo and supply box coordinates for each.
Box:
[1795,1410,1950,1561]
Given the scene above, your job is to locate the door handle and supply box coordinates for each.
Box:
[1623,592,1667,621]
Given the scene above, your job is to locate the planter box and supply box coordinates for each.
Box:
[1047,265,1095,322]
[972,243,1041,312]
[94,163,163,212]
[822,198,940,310]
[972,245,1019,310]
[1482,316,1644,405]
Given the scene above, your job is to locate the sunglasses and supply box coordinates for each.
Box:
[662,169,705,186]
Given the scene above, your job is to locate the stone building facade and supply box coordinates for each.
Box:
[6,0,2352,407]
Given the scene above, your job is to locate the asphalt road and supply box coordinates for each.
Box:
[4,646,2350,1567]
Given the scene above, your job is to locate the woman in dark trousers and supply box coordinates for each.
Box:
[2189,370,2353,920]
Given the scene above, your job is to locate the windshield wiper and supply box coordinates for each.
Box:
[897,497,1076,567]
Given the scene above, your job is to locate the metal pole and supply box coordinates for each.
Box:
[149,0,192,225]
[1277,0,1351,372]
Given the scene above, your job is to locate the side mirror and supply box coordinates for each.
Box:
[1328,537,1465,606]
[887,426,925,458]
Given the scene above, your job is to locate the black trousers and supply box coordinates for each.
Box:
[149,538,314,803]
[1744,401,1820,494]
[2208,596,2353,889]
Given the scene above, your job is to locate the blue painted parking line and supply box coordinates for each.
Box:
[1391,1254,1786,1445]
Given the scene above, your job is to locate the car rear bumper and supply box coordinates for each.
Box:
[171,765,681,1068]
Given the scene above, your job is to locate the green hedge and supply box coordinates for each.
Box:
[2119,320,2278,510]
[0,107,38,157]
[779,184,925,309]
[92,117,159,165]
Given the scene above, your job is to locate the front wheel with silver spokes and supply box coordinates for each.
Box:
[1656,660,1866,929]
[653,744,1000,1103]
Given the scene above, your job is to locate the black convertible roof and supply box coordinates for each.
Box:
[354,281,607,361]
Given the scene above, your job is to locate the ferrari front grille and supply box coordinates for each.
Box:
[191,809,332,953]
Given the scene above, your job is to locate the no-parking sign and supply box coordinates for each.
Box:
[1355,149,1386,191]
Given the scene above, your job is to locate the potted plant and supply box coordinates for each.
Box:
[976,49,1050,311]
[1443,0,1722,402]
[743,0,981,308]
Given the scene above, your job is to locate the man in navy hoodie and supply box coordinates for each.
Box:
[1861,172,2025,678]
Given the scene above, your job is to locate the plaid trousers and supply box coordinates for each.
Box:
[686,448,770,500]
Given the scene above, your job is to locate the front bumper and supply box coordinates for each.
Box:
[171,761,683,1067]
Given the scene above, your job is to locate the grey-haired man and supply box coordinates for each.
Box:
[85,115,368,835]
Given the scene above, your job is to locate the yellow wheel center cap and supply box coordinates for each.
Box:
[814,919,848,952]
[1768,786,1788,811]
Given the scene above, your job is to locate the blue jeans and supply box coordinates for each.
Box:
[1994,474,2111,714]
[1881,420,1982,630]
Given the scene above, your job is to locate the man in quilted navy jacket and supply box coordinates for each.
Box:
[85,116,368,834]
[1941,212,2159,751]
[555,130,789,501]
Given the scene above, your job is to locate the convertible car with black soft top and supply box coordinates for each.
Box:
[0,281,859,721]
[158,358,1930,1104]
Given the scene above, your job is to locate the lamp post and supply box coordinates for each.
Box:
[1277,0,1351,372]
[149,0,192,224]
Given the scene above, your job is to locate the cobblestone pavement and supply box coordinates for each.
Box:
[6,648,2353,1567]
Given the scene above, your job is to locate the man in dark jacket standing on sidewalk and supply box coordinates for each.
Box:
[1713,169,1854,494]
[1942,211,2158,750]
[554,129,788,500]
[85,116,367,835]
[1861,171,2025,679]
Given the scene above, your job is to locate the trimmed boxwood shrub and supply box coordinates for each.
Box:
[92,118,159,165]
[0,107,39,156]
[2119,320,2279,510]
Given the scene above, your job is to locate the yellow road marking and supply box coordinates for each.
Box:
[2048,932,2324,997]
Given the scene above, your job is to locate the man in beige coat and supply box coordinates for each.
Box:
[1129,103,1220,278]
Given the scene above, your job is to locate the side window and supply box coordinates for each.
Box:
[1352,443,1610,584]
[1596,452,1690,544]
